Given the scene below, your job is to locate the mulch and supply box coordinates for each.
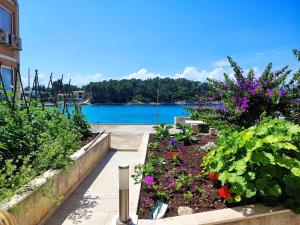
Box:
[137,133,228,218]
[80,132,99,147]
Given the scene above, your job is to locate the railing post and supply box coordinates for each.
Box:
[117,165,133,225]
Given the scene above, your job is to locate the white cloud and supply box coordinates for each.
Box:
[256,52,266,56]
[213,59,230,67]
[63,73,104,86]
[21,73,104,87]
[175,66,233,82]
[256,49,276,56]
[23,59,263,87]
[122,68,163,80]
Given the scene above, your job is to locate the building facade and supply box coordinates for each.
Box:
[73,91,85,101]
[0,0,21,91]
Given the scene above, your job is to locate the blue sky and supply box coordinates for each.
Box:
[19,0,300,86]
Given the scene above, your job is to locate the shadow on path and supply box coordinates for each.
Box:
[46,150,117,225]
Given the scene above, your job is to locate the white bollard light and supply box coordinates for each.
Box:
[116,165,133,225]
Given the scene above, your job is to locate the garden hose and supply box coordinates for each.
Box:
[0,209,17,225]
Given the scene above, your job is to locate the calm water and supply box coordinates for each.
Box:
[71,104,188,124]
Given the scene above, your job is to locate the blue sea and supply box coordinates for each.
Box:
[69,104,188,124]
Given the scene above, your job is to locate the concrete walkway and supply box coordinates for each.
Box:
[45,125,150,225]
[91,124,154,150]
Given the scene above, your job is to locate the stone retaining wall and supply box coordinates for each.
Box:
[1,133,111,225]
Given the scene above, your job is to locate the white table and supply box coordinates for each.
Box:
[185,120,208,134]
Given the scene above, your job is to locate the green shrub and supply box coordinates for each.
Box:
[71,105,91,139]
[175,123,197,145]
[207,50,300,127]
[153,123,172,140]
[0,100,82,202]
[0,156,36,201]
[202,118,300,212]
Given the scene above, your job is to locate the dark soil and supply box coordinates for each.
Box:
[137,133,228,218]
[80,133,99,147]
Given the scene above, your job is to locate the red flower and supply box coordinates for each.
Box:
[209,172,219,183]
[167,151,183,160]
[219,186,232,199]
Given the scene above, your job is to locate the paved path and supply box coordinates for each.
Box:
[91,124,154,150]
[46,125,150,225]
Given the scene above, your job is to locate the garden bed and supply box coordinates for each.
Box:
[80,132,99,147]
[1,132,111,225]
[137,133,231,218]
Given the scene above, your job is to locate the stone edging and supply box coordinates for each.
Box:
[130,132,151,216]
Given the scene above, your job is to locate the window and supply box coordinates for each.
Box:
[0,6,12,34]
[0,67,13,91]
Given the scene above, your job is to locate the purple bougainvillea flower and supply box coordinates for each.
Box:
[291,98,300,103]
[167,183,176,189]
[268,89,273,98]
[143,176,154,184]
[279,88,286,97]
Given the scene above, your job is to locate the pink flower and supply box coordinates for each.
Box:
[143,176,154,184]
[168,183,176,189]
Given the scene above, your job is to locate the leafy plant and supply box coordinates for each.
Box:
[71,105,91,139]
[131,158,166,184]
[207,52,300,127]
[131,164,144,184]
[202,118,300,212]
[147,142,161,151]
[183,191,193,203]
[153,123,173,140]
[287,49,300,124]
[0,156,36,201]
[166,139,178,152]
[175,174,193,191]
[0,99,82,202]
[155,189,169,200]
[175,123,197,145]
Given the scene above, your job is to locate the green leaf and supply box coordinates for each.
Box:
[291,168,300,177]
[274,154,294,169]
[288,124,300,134]
[251,152,275,165]
[6,91,13,97]
[218,171,232,186]
[276,142,298,151]
[244,182,257,198]
[263,135,284,144]
[267,183,282,198]
[238,131,255,148]
[256,177,269,192]
[284,174,300,188]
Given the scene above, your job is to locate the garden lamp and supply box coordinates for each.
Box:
[116,165,133,225]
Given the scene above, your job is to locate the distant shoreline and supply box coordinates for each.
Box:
[45,101,221,107]
[45,102,192,106]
